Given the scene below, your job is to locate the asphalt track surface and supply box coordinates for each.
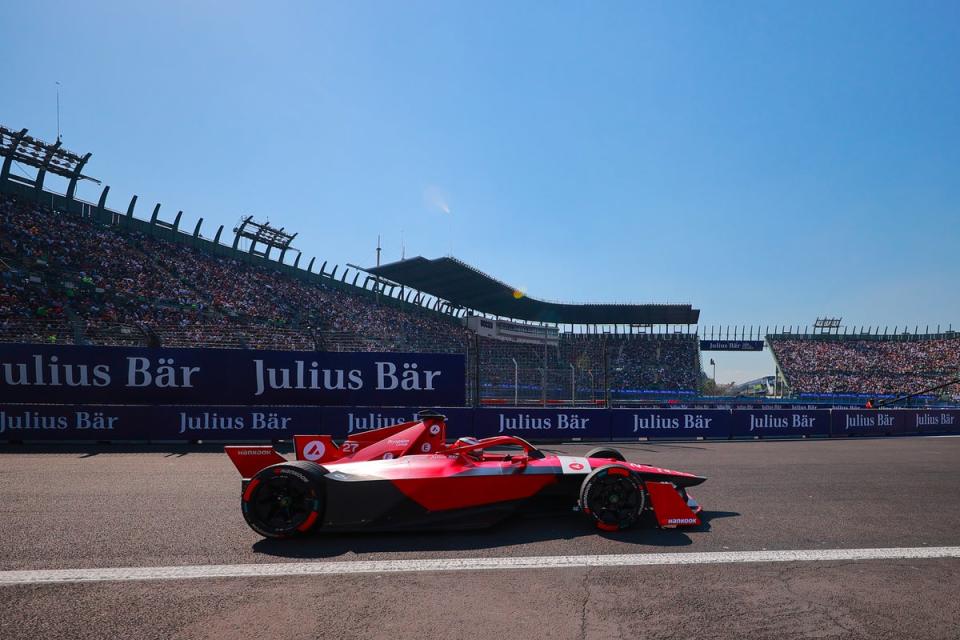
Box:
[1,437,959,639]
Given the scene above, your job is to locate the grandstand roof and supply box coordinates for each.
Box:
[367,256,700,325]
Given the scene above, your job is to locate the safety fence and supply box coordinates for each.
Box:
[1,406,957,442]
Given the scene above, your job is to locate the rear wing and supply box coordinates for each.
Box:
[225,412,448,478]
[224,446,287,479]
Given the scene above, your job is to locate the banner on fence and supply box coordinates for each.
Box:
[0,344,465,407]
[831,409,960,436]
[0,405,325,441]
[319,407,476,438]
[609,409,731,439]
[1,405,956,442]
[0,405,480,441]
[729,409,830,437]
[830,409,916,436]
[909,409,960,434]
[699,340,765,351]
[472,409,610,439]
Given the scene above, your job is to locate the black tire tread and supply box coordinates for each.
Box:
[578,464,646,531]
[242,461,326,539]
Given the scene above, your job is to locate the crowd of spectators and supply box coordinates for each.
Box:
[0,193,470,352]
[770,337,960,397]
[607,335,699,392]
[1,193,702,397]
[13,194,958,400]
[0,317,72,344]
[477,333,700,400]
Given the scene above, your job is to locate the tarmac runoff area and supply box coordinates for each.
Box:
[0,437,959,639]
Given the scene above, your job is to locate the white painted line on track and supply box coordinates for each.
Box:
[2,547,959,586]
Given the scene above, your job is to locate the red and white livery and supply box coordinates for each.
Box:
[226,411,706,538]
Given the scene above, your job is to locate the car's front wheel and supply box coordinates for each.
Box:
[579,465,646,531]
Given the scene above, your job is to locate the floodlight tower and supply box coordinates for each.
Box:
[0,124,100,202]
[232,216,297,261]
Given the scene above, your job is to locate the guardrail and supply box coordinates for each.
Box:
[0,406,957,442]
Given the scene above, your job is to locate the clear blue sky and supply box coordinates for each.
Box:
[3,1,959,382]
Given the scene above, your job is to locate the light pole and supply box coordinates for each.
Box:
[542,326,548,407]
[375,235,381,306]
[569,363,576,406]
[56,81,61,142]
[511,357,518,406]
[536,367,546,407]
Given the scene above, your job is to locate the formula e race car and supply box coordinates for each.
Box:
[226,412,706,538]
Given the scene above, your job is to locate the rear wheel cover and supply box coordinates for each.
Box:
[242,463,324,538]
[579,465,645,531]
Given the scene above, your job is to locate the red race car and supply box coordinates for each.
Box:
[226,411,706,538]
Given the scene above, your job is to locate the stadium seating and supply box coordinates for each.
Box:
[769,336,960,396]
[0,192,701,398]
[14,192,957,401]
[0,193,468,350]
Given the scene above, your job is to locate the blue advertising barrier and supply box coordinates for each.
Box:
[472,409,609,440]
[0,344,465,407]
[0,405,325,441]
[319,407,476,439]
[830,409,960,436]
[610,409,731,439]
[830,409,916,436]
[909,409,960,434]
[1,405,957,442]
[729,409,830,438]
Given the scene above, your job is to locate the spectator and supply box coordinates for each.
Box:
[769,336,960,397]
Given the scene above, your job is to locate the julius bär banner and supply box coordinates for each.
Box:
[829,409,960,436]
[0,405,957,441]
[0,405,322,440]
[472,409,610,439]
[729,409,830,437]
[0,405,474,441]
[0,344,466,407]
[319,407,476,439]
[699,340,765,351]
[610,409,731,439]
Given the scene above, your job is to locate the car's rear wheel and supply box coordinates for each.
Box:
[584,446,626,462]
[242,461,326,538]
[579,465,645,531]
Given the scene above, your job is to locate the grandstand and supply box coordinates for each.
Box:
[0,128,702,405]
[2,124,957,407]
[769,332,960,399]
[0,184,703,403]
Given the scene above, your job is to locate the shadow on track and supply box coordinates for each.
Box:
[250,510,740,559]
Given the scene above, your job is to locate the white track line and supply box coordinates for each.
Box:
[2,547,959,586]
